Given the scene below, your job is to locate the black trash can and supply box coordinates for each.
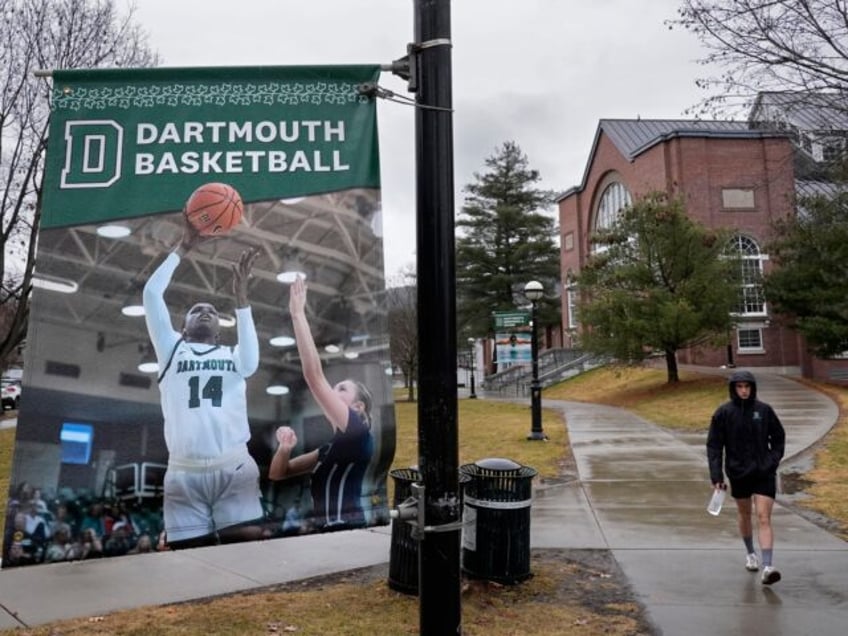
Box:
[388,467,420,594]
[387,468,470,595]
[460,457,537,584]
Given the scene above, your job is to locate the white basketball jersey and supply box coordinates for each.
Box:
[158,341,250,460]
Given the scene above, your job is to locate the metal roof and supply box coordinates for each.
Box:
[750,91,848,132]
[599,119,785,161]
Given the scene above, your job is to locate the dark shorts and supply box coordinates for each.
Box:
[729,473,777,499]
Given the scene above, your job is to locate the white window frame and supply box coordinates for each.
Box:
[595,182,632,231]
[737,327,764,354]
[565,277,579,329]
[729,235,768,317]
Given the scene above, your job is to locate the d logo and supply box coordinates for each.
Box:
[60,120,123,189]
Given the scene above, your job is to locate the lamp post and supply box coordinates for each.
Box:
[524,280,546,440]
[467,337,477,399]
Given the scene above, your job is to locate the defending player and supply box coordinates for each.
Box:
[142,221,264,549]
[268,275,374,531]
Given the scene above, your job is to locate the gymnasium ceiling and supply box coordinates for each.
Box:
[31,188,390,384]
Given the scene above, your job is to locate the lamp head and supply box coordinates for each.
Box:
[524,280,544,302]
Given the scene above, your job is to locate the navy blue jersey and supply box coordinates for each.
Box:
[310,409,373,529]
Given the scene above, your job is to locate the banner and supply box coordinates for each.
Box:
[3,66,395,569]
[493,311,532,364]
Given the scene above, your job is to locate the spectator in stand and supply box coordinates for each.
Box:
[49,503,76,540]
[80,501,107,537]
[78,527,104,560]
[128,533,154,554]
[45,527,78,563]
[8,511,46,563]
[4,542,34,567]
[104,521,135,557]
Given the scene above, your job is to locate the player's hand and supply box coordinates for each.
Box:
[177,217,210,255]
[275,426,297,451]
[288,274,307,316]
[232,248,258,307]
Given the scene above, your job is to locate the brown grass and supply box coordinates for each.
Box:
[544,364,726,431]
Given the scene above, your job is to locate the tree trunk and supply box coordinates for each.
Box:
[405,364,415,402]
[665,349,679,383]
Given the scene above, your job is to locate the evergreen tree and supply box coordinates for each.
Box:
[576,193,740,383]
[456,141,560,340]
[764,187,848,357]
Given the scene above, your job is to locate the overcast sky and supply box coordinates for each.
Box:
[134,0,715,277]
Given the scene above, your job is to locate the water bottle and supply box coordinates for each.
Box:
[707,488,726,516]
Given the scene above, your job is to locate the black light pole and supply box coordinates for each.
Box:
[412,1,461,634]
[524,280,546,440]
[467,337,477,399]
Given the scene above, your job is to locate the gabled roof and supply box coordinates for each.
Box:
[557,119,790,202]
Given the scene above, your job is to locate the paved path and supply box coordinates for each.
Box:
[1,370,847,634]
[536,371,848,635]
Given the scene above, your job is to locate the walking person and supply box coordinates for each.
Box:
[269,276,374,531]
[707,369,786,585]
[143,220,265,549]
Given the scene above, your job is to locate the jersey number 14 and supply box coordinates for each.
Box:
[188,375,223,408]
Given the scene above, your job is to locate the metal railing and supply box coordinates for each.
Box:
[481,348,605,398]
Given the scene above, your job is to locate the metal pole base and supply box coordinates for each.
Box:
[526,431,548,441]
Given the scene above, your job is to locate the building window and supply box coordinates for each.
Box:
[595,182,631,231]
[565,276,579,329]
[728,235,767,316]
[737,328,764,353]
[564,231,574,251]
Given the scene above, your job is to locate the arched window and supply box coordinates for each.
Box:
[728,235,766,316]
[595,182,632,230]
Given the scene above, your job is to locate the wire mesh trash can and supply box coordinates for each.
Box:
[460,457,537,584]
[388,467,421,594]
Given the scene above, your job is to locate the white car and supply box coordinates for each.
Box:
[1,378,21,410]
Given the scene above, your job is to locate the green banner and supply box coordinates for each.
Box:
[493,311,530,329]
[43,65,380,228]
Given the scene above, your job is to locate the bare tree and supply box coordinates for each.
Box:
[0,0,158,369]
[669,0,848,115]
[386,267,417,402]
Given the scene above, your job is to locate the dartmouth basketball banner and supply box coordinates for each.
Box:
[3,66,396,569]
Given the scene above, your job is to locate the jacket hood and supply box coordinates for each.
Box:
[728,369,757,402]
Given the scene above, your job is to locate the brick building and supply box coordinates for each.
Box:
[557,95,848,382]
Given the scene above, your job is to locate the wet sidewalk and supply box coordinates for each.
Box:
[535,371,848,635]
[1,371,847,634]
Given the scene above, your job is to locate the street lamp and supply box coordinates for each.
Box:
[467,337,477,399]
[524,280,546,440]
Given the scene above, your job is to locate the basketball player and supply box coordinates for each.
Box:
[143,222,265,549]
[269,276,374,531]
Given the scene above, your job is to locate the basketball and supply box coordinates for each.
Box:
[184,182,244,236]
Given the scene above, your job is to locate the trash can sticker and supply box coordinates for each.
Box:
[462,504,477,551]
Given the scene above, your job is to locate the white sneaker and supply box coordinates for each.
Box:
[762,566,781,585]
[745,553,759,572]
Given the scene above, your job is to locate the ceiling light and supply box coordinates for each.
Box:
[270,336,295,347]
[96,224,131,238]
[266,385,290,396]
[343,351,360,360]
[219,314,236,328]
[137,361,159,373]
[121,305,145,317]
[32,275,78,294]
[276,271,307,284]
[324,344,340,354]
